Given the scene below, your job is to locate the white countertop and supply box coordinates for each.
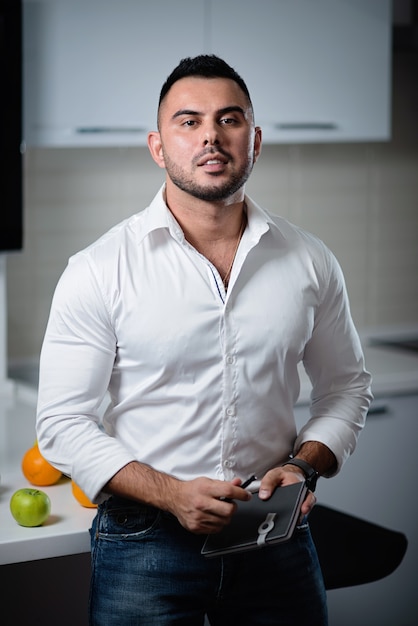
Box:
[0,471,95,565]
[298,343,418,403]
[0,395,96,565]
[1,340,418,565]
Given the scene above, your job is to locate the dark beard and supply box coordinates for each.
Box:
[162,150,253,201]
[168,170,250,201]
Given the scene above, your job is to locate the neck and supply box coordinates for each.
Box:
[164,185,246,247]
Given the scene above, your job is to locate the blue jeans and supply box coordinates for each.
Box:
[89,496,328,625]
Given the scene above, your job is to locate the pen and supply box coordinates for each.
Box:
[220,475,257,502]
[241,474,257,490]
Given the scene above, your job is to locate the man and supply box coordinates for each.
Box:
[37,55,372,625]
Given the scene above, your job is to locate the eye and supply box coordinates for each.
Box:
[220,117,238,126]
[182,119,197,127]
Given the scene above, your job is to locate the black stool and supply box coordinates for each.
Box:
[309,504,408,589]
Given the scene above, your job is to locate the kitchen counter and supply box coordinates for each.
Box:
[0,473,95,565]
[1,340,418,566]
[0,396,96,565]
[298,341,418,403]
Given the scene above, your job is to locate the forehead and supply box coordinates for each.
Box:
[159,76,252,118]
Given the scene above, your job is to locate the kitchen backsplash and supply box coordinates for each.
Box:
[6,52,418,362]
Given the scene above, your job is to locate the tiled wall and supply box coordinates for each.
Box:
[6,52,418,362]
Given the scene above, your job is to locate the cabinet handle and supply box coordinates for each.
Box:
[76,127,146,134]
[367,403,389,416]
[275,123,338,131]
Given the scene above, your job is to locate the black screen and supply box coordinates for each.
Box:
[0,0,23,251]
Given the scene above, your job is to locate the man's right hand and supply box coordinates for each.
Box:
[167,476,252,534]
[105,462,251,535]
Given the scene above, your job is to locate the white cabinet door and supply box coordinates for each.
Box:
[208,0,391,142]
[23,0,206,146]
[23,0,391,147]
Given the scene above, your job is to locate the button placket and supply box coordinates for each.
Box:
[220,310,239,478]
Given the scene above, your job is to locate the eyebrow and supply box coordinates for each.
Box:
[171,105,247,120]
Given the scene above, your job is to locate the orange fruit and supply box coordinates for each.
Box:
[21,444,62,486]
[71,480,97,508]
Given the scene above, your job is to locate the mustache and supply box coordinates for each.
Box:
[193,146,231,164]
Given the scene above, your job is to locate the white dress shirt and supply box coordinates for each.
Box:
[37,186,372,502]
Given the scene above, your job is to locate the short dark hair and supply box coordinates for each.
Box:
[158,54,253,112]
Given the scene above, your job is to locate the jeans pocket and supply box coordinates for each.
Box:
[96,497,162,541]
[295,514,310,532]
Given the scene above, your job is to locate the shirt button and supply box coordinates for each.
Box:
[226,355,235,365]
[223,460,233,469]
[226,407,235,417]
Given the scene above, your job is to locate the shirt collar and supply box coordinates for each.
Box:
[136,184,184,245]
[136,183,285,246]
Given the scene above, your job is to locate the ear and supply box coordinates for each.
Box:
[147,131,166,169]
[253,126,262,163]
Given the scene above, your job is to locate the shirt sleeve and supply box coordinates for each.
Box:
[36,253,136,502]
[295,246,373,475]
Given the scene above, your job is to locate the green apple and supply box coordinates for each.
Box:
[10,488,51,527]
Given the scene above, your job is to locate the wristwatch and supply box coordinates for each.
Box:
[283,458,319,492]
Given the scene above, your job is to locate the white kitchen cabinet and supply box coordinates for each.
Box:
[23,0,207,146]
[209,0,392,143]
[23,0,392,147]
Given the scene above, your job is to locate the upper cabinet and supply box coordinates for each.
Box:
[23,0,207,147]
[23,0,392,147]
[209,0,392,143]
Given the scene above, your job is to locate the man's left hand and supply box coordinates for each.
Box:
[258,465,317,519]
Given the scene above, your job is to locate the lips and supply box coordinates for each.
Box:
[197,153,228,167]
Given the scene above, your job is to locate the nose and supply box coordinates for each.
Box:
[204,137,219,146]
[203,120,220,146]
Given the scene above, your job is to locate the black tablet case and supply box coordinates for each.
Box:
[201,481,308,557]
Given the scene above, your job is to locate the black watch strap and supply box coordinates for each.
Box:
[283,458,319,492]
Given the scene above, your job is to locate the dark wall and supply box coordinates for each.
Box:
[0,0,23,252]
